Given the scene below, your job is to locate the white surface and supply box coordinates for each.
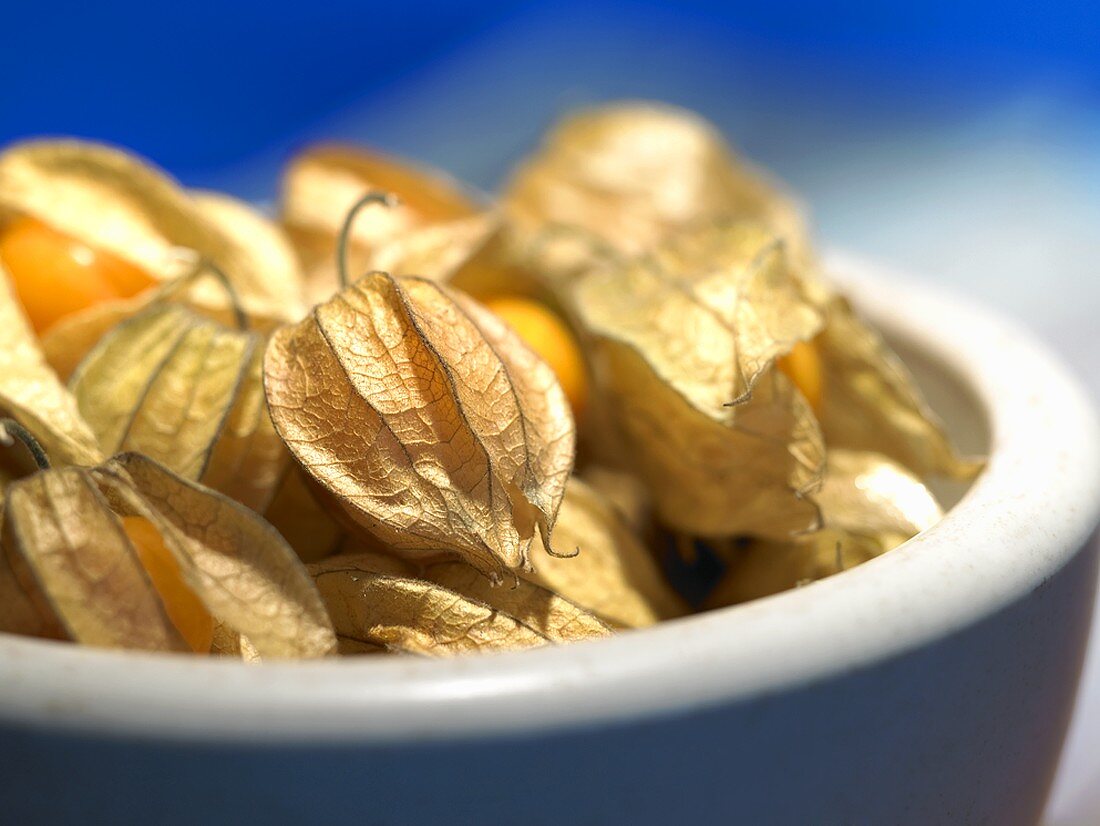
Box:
[0,257,1096,746]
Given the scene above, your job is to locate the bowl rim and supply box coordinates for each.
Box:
[1,251,1098,744]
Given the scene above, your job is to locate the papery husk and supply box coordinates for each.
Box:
[94,453,335,657]
[1,453,335,656]
[2,465,187,648]
[210,624,262,663]
[0,140,306,365]
[262,469,345,563]
[198,345,288,513]
[309,556,550,656]
[366,211,550,304]
[68,296,344,560]
[265,271,575,575]
[421,560,612,641]
[280,144,480,304]
[816,294,982,481]
[705,449,943,607]
[190,190,305,317]
[70,303,258,480]
[313,550,611,644]
[40,293,150,383]
[503,102,812,269]
[573,224,825,538]
[0,262,102,468]
[527,479,686,628]
[322,546,417,578]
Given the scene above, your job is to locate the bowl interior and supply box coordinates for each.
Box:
[1,254,1096,744]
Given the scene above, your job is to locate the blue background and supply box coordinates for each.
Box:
[3,0,1098,190]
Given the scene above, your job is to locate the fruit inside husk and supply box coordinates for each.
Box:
[0,103,981,660]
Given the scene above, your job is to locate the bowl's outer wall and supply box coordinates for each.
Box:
[3,532,1095,826]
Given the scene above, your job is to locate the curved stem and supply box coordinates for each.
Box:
[158,257,249,331]
[336,191,398,289]
[0,418,50,471]
[198,260,249,331]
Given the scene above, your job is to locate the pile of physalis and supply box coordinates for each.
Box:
[0,103,981,660]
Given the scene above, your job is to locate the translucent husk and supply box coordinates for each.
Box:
[0,139,306,375]
[526,479,687,628]
[68,277,344,562]
[571,223,826,539]
[265,270,575,575]
[705,450,944,607]
[1,451,335,657]
[279,144,480,304]
[502,102,813,272]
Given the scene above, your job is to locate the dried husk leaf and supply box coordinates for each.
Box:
[504,102,811,267]
[280,144,480,304]
[817,294,982,480]
[67,299,338,554]
[573,224,824,538]
[527,479,686,628]
[0,262,102,468]
[367,212,497,287]
[706,450,943,607]
[265,272,575,574]
[0,139,305,350]
[310,556,549,656]
[71,303,258,481]
[321,547,417,578]
[199,345,291,513]
[2,452,333,655]
[190,190,305,316]
[263,468,345,563]
[93,453,335,658]
[41,293,150,383]
[210,621,262,663]
[312,549,610,642]
[367,211,548,303]
[421,560,612,642]
[2,466,188,649]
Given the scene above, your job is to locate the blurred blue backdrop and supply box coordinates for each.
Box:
[3,0,1098,188]
[3,3,1099,821]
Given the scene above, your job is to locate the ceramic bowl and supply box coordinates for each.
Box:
[1,253,1097,826]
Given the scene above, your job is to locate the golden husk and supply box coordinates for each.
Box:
[0,140,306,376]
[421,559,612,641]
[706,450,943,606]
[503,102,812,267]
[310,555,551,656]
[816,294,982,480]
[280,144,480,304]
[527,479,686,628]
[572,223,825,538]
[264,272,575,575]
[68,295,343,561]
[0,262,102,468]
[2,453,335,657]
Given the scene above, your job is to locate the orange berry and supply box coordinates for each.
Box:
[0,216,154,334]
[121,516,214,654]
[776,339,824,413]
[483,296,589,418]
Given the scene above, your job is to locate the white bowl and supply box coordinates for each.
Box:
[1,253,1097,825]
